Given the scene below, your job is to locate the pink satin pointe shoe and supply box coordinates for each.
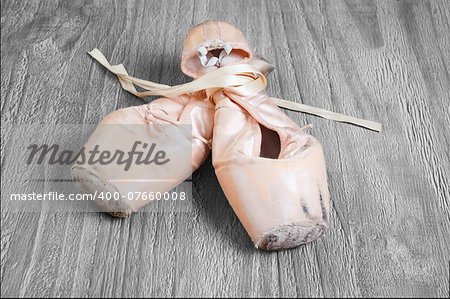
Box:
[72,92,214,217]
[81,20,332,251]
[73,20,265,218]
[182,20,331,251]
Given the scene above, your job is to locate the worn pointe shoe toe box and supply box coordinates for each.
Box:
[72,95,214,217]
[213,93,330,251]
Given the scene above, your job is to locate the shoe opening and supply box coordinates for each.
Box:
[181,21,253,78]
[195,43,250,69]
[259,124,281,159]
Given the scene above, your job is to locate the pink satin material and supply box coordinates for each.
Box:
[73,92,214,215]
[76,20,330,249]
[102,92,214,170]
[181,20,331,248]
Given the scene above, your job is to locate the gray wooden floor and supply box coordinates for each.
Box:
[1,0,450,297]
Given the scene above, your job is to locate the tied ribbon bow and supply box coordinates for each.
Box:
[88,48,381,132]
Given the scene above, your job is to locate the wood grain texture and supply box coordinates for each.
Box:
[1,0,449,297]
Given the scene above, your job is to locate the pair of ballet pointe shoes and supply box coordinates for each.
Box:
[73,21,330,251]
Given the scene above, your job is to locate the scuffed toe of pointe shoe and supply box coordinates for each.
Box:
[256,223,328,251]
[72,166,134,217]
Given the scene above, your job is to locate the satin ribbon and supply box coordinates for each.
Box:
[88,48,381,132]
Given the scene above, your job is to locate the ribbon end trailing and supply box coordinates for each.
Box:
[87,48,381,132]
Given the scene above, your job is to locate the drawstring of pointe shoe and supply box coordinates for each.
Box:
[88,48,381,132]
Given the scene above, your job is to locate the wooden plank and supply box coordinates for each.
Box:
[1,0,449,297]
